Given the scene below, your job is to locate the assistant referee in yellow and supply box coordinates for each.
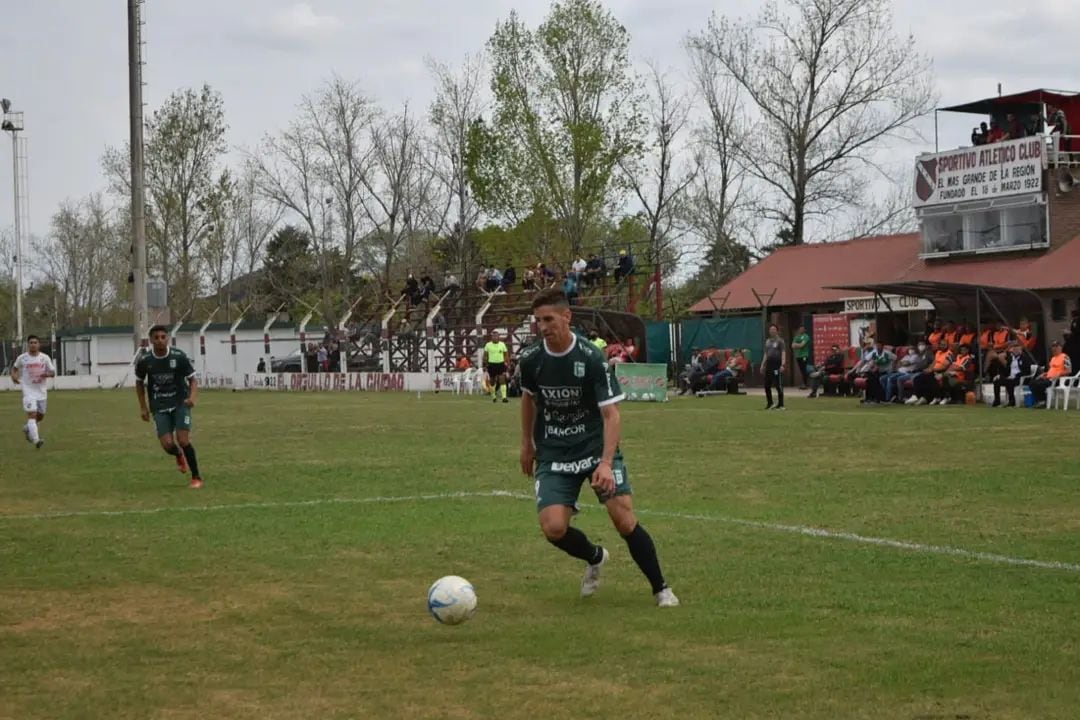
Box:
[484,330,510,403]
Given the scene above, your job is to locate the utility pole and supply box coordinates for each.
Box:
[1,99,25,349]
[128,0,149,350]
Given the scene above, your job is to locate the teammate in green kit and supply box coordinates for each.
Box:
[484,330,510,403]
[518,288,679,607]
[135,325,205,489]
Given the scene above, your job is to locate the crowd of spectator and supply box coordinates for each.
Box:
[970,106,1071,147]
[680,311,1079,409]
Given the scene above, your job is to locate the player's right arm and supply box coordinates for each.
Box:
[518,354,538,476]
[519,391,536,476]
[134,357,150,422]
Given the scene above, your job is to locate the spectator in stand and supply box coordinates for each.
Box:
[884,342,928,404]
[562,272,580,305]
[909,339,954,405]
[981,321,1011,378]
[1014,316,1038,355]
[522,267,537,291]
[583,254,605,288]
[317,344,329,372]
[501,261,517,291]
[402,272,421,305]
[957,323,976,351]
[444,272,461,294]
[614,250,635,283]
[1047,106,1072,153]
[807,344,845,398]
[257,357,266,373]
[706,350,745,392]
[572,256,587,275]
[1064,310,1080,368]
[1029,341,1072,407]
[927,319,944,348]
[1004,113,1027,140]
[971,122,989,146]
[992,342,1033,407]
[419,269,436,302]
[938,344,974,405]
[987,120,1007,143]
[475,267,488,292]
[844,339,875,390]
[791,326,810,389]
[862,339,895,405]
[485,265,503,293]
[623,337,639,361]
[536,263,556,286]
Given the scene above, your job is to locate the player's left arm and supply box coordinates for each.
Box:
[9,358,19,385]
[589,354,624,495]
[181,354,199,407]
[44,356,57,378]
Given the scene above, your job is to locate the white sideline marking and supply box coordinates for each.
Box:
[4,489,1079,575]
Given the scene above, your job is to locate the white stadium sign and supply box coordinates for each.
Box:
[913,137,1045,208]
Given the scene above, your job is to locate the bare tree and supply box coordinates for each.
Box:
[43,195,127,327]
[426,54,485,279]
[251,76,377,322]
[357,105,439,290]
[619,63,697,285]
[103,85,229,308]
[687,0,935,246]
[683,37,755,280]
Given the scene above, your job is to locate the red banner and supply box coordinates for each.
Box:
[812,314,849,366]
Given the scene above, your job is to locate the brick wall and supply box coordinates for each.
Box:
[1047,178,1080,249]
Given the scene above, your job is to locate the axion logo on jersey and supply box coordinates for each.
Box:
[540,386,582,408]
[551,456,600,474]
[544,423,586,439]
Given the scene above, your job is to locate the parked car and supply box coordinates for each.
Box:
[270,350,380,373]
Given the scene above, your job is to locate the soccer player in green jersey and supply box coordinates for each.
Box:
[518,288,679,607]
[484,330,510,403]
[135,325,205,489]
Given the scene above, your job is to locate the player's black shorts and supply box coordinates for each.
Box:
[487,362,507,378]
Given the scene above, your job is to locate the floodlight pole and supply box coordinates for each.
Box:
[2,104,25,349]
[128,0,149,351]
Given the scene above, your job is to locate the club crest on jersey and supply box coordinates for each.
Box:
[169,358,176,369]
[573,361,585,377]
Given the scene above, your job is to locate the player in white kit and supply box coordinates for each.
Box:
[10,335,56,448]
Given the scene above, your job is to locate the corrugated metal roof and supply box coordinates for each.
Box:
[690,233,1080,313]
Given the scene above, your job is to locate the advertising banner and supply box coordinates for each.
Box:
[913,136,1044,208]
[811,314,850,365]
[612,363,668,402]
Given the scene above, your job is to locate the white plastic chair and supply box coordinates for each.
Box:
[1048,371,1080,410]
[454,368,482,395]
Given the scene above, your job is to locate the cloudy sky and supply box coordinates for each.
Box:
[0,0,1074,242]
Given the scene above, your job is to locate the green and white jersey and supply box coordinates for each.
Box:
[519,333,624,466]
[135,347,197,412]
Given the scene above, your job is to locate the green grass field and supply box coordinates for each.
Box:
[2,390,1080,719]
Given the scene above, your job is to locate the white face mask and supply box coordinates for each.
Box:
[918,344,927,352]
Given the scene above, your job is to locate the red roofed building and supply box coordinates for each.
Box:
[690,88,1080,375]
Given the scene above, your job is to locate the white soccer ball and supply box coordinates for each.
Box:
[427,575,477,625]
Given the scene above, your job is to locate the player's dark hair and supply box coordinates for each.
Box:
[531,288,569,311]
[26,334,39,342]
[149,324,168,337]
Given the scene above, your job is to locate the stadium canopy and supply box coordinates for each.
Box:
[938,88,1080,115]
[824,280,1044,331]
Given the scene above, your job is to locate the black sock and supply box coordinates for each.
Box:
[549,526,604,564]
[165,445,181,457]
[181,443,201,478]
[622,523,667,594]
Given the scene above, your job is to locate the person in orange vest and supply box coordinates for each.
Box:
[910,339,953,405]
[927,318,944,348]
[957,324,976,350]
[1029,341,1073,407]
[981,321,1011,378]
[1013,317,1038,354]
[942,321,959,349]
[938,344,975,405]
[456,355,472,370]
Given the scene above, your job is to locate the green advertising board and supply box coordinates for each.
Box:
[613,363,668,402]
